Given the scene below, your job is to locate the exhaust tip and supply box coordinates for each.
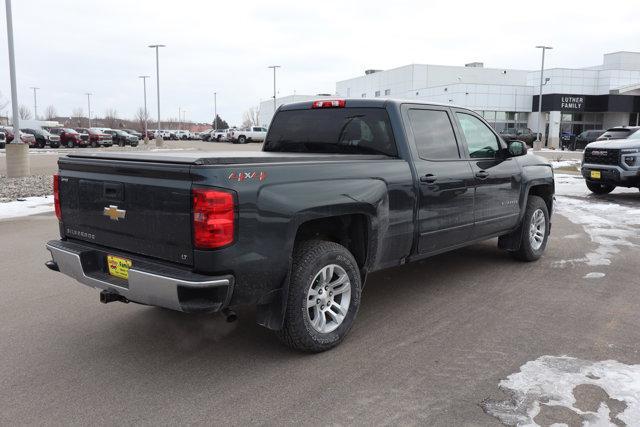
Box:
[221,308,237,323]
[45,260,59,272]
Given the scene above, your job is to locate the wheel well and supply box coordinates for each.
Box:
[294,214,369,269]
[528,184,554,212]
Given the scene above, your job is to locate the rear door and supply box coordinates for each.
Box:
[452,110,522,238]
[402,105,475,254]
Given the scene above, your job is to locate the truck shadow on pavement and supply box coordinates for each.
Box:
[69,239,515,363]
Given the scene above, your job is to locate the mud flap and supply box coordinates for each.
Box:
[498,222,524,252]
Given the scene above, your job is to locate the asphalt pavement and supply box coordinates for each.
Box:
[2,164,640,425]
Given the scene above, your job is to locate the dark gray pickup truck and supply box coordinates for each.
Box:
[46,99,555,352]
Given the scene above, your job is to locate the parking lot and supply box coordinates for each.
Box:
[0,143,639,425]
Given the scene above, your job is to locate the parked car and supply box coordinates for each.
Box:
[175,130,190,140]
[76,128,113,147]
[596,126,640,141]
[200,129,214,141]
[46,99,554,352]
[103,129,139,147]
[499,128,537,146]
[21,128,61,148]
[123,129,143,140]
[153,130,172,140]
[49,128,88,148]
[227,126,268,144]
[0,130,5,148]
[19,131,37,147]
[581,127,640,194]
[212,129,229,142]
[568,130,605,150]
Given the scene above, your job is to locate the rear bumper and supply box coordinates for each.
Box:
[46,240,234,313]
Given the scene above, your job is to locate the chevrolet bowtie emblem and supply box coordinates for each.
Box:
[103,205,126,221]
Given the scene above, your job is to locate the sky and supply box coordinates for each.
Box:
[0,0,638,126]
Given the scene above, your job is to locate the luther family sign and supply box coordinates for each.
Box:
[560,96,585,110]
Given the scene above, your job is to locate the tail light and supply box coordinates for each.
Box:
[53,174,61,220]
[311,99,346,108]
[192,188,235,249]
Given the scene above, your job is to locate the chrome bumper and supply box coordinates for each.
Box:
[46,240,233,313]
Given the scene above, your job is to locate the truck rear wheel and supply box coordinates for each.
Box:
[510,195,549,262]
[237,135,247,144]
[586,181,615,194]
[276,240,362,352]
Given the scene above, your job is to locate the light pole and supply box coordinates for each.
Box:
[4,0,30,177]
[85,92,92,128]
[268,65,280,118]
[30,87,39,119]
[535,45,552,149]
[139,75,150,142]
[213,92,217,130]
[148,44,165,144]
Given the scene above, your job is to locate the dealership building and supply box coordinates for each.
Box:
[259,51,640,148]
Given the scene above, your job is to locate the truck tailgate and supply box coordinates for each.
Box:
[58,157,194,266]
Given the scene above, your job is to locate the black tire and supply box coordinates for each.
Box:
[216,135,222,142]
[276,240,362,352]
[237,135,247,144]
[131,142,138,147]
[91,140,98,148]
[37,141,45,149]
[510,195,549,262]
[586,181,615,194]
[118,140,125,147]
[66,140,74,149]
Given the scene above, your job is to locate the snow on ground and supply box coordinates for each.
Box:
[553,174,640,267]
[0,195,54,220]
[550,159,581,170]
[482,355,640,426]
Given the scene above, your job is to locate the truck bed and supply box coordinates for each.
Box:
[65,150,389,165]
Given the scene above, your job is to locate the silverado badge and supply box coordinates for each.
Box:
[103,205,126,221]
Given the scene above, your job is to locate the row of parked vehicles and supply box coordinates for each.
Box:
[199,126,268,144]
[0,126,146,149]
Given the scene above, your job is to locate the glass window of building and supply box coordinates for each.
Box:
[375,91,380,97]
[384,89,391,95]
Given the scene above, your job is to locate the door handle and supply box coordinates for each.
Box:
[475,170,489,179]
[420,174,437,184]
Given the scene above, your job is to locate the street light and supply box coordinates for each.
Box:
[139,75,150,142]
[30,87,39,119]
[148,44,165,142]
[535,45,553,148]
[268,65,281,117]
[4,0,30,177]
[85,92,92,128]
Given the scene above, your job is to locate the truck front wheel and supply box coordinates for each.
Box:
[276,240,362,352]
[510,195,549,262]
[586,181,615,194]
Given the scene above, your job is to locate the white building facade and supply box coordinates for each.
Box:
[336,52,640,148]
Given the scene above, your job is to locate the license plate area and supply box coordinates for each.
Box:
[590,170,601,179]
[107,255,132,280]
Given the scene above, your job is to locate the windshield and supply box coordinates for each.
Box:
[64,128,78,134]
[629,130,640,140]
[264,107,397,156]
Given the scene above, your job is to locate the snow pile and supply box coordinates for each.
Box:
[482,355,640,426]
[550,159,581,170]
[0,195,54,220]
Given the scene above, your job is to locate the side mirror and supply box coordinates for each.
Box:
[507,140,527,157]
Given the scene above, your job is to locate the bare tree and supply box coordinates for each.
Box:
[18,104,32,120]
[241,108,259,128]
[134,107,149,132]
[0,91,9,114]
[104,108,119,128]
[44,105,57,120]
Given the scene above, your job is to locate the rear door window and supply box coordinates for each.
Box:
[407,109,460,160]
[264,107,397,156]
